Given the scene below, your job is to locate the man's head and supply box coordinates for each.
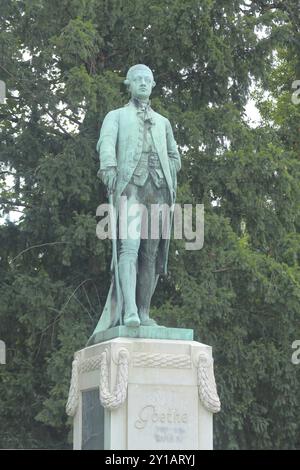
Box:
[124,64,155,100]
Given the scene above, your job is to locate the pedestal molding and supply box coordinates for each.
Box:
[66,343,221,418]
[133,352,192,369]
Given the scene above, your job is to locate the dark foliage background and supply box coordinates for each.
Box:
[0,0,299,449]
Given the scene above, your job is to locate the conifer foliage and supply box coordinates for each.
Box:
[0,0,299,449]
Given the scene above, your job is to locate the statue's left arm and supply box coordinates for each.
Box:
[166,119,181,193]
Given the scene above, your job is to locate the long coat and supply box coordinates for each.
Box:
[88,101,181,341]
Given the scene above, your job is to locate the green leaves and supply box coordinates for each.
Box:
[55,18,102,65]
[0,0,299,450]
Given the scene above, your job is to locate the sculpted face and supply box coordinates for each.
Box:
[128,69,154,100]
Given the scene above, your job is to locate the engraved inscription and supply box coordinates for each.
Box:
[135,405,188,429]
[128,385,198,450]
[155,426,185,444]
[134,405,188,444]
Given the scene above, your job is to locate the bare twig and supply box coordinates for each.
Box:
[212,267,232,273]
[10,241,71,264]
[73,294,94,321]
[83,284,98,317]
[40,279,93,334]
[92,281,102,314]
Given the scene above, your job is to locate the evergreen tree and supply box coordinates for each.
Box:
[0,0,299,449]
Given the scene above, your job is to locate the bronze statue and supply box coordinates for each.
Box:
[91,64,181,337]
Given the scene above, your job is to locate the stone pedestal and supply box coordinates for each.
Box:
[66,332,220,450]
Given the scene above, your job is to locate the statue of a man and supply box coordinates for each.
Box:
[91,64,181,337]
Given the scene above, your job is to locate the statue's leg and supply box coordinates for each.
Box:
[136,237,160,326]
[118,244,140,327]
[136,180,170,326]
[118,184,142,327]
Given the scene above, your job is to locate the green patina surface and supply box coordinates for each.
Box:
[90,64,181,339]
[87,326,193,345]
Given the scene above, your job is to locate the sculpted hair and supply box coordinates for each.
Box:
[124,64,155,87]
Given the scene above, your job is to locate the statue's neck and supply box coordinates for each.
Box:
[132,97,150,108]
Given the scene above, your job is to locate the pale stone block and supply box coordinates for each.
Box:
[67,337,220,450]
[127,384,199,450]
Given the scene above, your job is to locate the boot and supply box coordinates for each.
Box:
[139,308,158,327]
[119,260,140,327]
[136,256,158,327]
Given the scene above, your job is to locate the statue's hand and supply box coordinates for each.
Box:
[97,167,117,194]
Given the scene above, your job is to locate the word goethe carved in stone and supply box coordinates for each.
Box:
[134,405,188,430]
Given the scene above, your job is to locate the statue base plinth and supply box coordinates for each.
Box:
[67,335,220,450]
[87,325,193,345]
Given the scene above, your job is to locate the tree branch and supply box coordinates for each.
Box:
[9,241,71,264]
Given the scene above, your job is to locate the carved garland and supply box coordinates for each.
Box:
[196,353,221,414]
[66,354,80,417]
[66,348,129,416]
[99,348,129,410]
[66,348,220,416]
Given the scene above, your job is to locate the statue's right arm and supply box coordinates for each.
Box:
[96,110,119,170]
[96,110,119,193]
